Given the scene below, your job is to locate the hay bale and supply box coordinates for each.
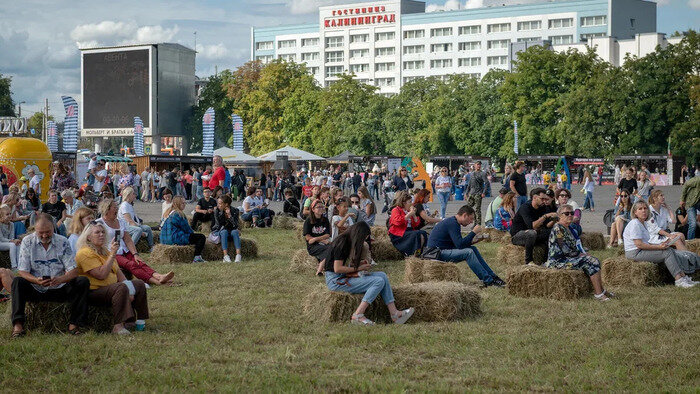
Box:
[273,215,302,230]
[371,226,390,243]
[506,265,593,300]
[289,248,319,273]
[4,302,113,333]
[149,244,195,264]
[404,257,461,284]
[580,232,605,251]
[393,282,481,322]
[687,239,700,255]
[601,258,673,287]
[303,285,391,323]
[482,228,510,244]
[240,220,253,229]
[202,242,224,261]
[370,239,405,261]
[240,238,258,258]
[152,230,160,244]
[496,244,547,266]
[0,250,11,269]
[199,221,212,235]
[135,237,151,254]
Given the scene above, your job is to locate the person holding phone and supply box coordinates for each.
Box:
[388,191,427,257]
[647,190,690,251]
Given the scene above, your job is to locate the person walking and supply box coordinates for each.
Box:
[582,170,595,212]
[435,167,452,219]
[465,161,488,226]
[509,161,528,210]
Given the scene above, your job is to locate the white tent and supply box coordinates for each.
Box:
[214,147,264,165]
[257,145,325,162]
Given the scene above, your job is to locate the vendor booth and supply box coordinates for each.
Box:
[0,137,52,200]
[613,155,685,185]
[518,155,574,186]
[258,145,326,172]
[430,155,490,173]
[132,155,210,175]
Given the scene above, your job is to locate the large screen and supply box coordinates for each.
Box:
[83,49,150,129]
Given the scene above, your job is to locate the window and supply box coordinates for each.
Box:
[403,76,422,83]
[487,55,508,66]
[517,37,541,43]
[301,38,319,47]
[517,20,541,31]
[375,62,395,72]
[430,59,452,69]
[255,54,273,63]
[487,39,510,49]
[431,43,453,53]
[350,34,369,43]
[548,18,573,29]
[403,45,424,54]
[375,32,395,41]
[301,52,319,61]
[431,27,453,37]
[256,41,273,50]
[580,32,606,41]
[375,77,395,87]
[375,47,395,57]
[278,54,296,61]
[459,25,481,35]
[325,36,344,48]
[549,35,573,45]
[580,15,607,26]
[325,51,343,63]
[326,66,343,78]
[458,41,481,51]
[466,73,481,79]
[403,60,424,70]
[458,57,481,67]
[630,18,636,28]
[350,48,369,58]
[404,29,425,39]
[308,66,319,75]
[278,39,296,49]
[487,23,511,33]
[349,63,369,73]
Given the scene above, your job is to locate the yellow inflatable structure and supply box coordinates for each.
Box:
[0,137,52,200]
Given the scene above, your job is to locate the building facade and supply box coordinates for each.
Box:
[251,0,657,94]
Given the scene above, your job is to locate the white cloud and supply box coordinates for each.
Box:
[70,21,137,42]
[71,21,179,47]
[287,0,347,14]
[426,0,483,12]
[132,25,180,43]
[196,43,230,60]
[688,0,700,9]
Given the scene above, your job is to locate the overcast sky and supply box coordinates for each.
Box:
[1,0,697,121]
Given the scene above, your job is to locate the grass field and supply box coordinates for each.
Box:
[1,228,698,392]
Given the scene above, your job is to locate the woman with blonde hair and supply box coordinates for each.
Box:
[160,196,207,263]
[118,187,153,248]
[68,207,95,254]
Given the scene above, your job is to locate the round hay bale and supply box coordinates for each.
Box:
[0,250,11,269]
[302,285,391,323]
[580,232,605,251]
[370,226,390,243]
[601,258,673,287]
[496,244,546,266]
[11,302,113,333]
[240,238,258,258]
[506,265,593,300]
[404,257,461,284]
[687,239,700,255]
[393,282,481,322]
[273,215,302,230]
[370,239,405,261]
[289,248,319,273]
[149,244,195,264]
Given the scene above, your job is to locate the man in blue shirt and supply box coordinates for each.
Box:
[427,205,505,287]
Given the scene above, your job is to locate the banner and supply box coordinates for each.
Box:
[133,117,144,156]
[232,113,244,152]
[202,107,215,157]
[61,96,79,152]
[47,120,58,152]
[513,120,519,155]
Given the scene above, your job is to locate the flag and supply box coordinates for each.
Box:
[133,117,145,156]
[61,96,79,152]
[47,121,58,152]
[202,107,215,156]
[232,113,244,152]
[513,120,519,155]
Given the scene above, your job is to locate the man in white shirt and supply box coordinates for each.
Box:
[87,154,98,171]
[27,169,42,198]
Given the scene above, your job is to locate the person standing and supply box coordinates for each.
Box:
[27,169,42,200]
[392,167,414,192]
[465,161,488,226]
[582,170,595,212]
[509,162,528,210]
[680,175,700,240]
[435,167,452,220]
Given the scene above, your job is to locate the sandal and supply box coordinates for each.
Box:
[350,313,375,326]
[391,307,415,324]
[10,329,26,339]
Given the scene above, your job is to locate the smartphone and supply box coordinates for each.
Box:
[41,276,51,281]
[115,229,121,239]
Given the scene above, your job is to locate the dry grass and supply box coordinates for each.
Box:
[496,244,547,266]
[601,258,673,287]
[272,215,302,230]
[403,257,461,284]
[3,302,112,333]
[580,232,606,250]
[393,282,481,322]
[506,265,593,300]
[483,228,511,244]
[289,249,318,274]
[370,239,405,262]
[687,239,700,255]
[370,225,390,243]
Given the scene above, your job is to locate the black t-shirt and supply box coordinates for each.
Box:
[414,203,426,229]
[197,197,217,212]
[618,178,637,194]
[675,207,686,232]
[332,173,342,186]
[42,201,66,221]
[303,216,330,245]
[323,245,351,273]
[166,172,177,190]
[511,201,549,235]
[510,172,527,196]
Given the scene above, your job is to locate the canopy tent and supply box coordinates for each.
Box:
[214,147,264,165]
[326,150,360,164]
[97,155,132,163]
[257,145,325,162]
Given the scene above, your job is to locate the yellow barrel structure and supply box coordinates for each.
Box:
[0,137,52,201]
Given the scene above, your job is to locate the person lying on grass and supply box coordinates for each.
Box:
[213,194,242,263]
[545,204,614,302]
[161,196,207,263]
[304,199,332,276]
[323,221,414,326]
[75,221,149,335]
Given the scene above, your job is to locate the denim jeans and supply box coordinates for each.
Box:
[439,247,496,284]
[516,195,528,210]
[437,191,450,219]
[219,229,241,252]
[128,224,153,247]
[325,271,394,304]
[584,191,594,210]
[241,208,271,222]
[688,203,698,240]
[195,184,204,200]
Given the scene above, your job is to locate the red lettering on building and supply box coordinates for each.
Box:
[325,20,330,27]
[389,14,395,22]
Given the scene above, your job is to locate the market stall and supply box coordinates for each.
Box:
[613,155,685,185]
[131,155,210,175]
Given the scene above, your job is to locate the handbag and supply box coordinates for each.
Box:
[421,246,441,260]
[207,232,220,244]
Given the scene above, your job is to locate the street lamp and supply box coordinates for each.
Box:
[17,101,26,117]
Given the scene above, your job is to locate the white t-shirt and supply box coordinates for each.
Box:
[161,201,172,220]
[93,169,108,191]
[649,205,671,232]
[96,217,129,255]
[118,201,140,225]
[331,214,354,241]
[584,179,595,192]
[88,158,97,171]
[435,176,452,193]
[29,175,41,195]
[623,219,650,252]
[243,196,263,212]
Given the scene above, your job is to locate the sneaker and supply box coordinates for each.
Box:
[223,254,231,263]
[193,256,206,263]
[682,276,699,285]
[234,254,242,263]
[369,259,377,266]
[487,277,506,288]
[594,294,611,302]
[526,262,538,267]
[675,278,696,288]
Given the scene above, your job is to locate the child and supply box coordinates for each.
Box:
[331,197,355,241]
[301,178,313,207]
[0,206,20,270]
[283,189,300,218]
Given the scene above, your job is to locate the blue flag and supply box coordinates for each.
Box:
[202,107,215,157]
[47,121,58,152]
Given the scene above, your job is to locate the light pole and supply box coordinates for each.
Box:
[17,101,26,117]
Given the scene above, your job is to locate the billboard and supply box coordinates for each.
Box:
[82,49,150,136]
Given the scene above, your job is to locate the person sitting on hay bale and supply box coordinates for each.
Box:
[10,215,91,338]
[412,189,442,231]
[97,199,175,284]
[0,206,21,270]
[511,188,558,266]
[555,188,582,236]
[118,187,153,250]
[212,195,242,263]
[546,204,614,302]
[494,191,516,233]
[331,197,355,241]
[160,188,173,223]
[484,187,508,228]
[68,207,95,256]
[648,190,691,252]
[161,196,207,264]
[356,186,377,226]
[623,201,698,288]
[323,221,414,326]
[304,200,332,276]
[388,191,427,257]
[427,205,506,287]
[75,221,149,335]
[283,189,301,218]
[607,190,633,248]
[190,187,217,232]
[242,187,274,228]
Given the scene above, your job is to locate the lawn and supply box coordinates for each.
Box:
[1,228,698,392]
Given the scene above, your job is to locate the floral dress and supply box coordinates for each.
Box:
[545,223,601,276]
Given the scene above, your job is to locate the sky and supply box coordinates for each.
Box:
[0,0,697,122]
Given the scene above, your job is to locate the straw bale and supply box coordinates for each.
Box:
[199,221,212,235]
[404,257,461,284]
[135,237,151,254]
[687,239,700,255]
[506,265,593,300]
[149,244,195,264]
[580,232,606,251]
[0,250,10,269]
[303,285,391,323]
[289,249,320,273]
[601,258,673,287]
[273,215,302,230]
[3,302,113,333]
[240,220,253,229]
[370,226,390,243]
[496,244,546,266]
[370,239,405,261]
[240,238,258,258]
[482,228,510,244]
[152,230,160,244]
[393,282,481,322]
[202,242,224,261]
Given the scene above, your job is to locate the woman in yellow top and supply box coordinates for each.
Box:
[75,221,149,335]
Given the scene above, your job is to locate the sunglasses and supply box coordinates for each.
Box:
[351,200,359,203]
[620,194,629,197]
[561,212,575,216]
[558,195,569,198]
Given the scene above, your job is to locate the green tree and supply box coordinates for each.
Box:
[186,70,235,152]
[0,74,15,116]
[26,111,54,136]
